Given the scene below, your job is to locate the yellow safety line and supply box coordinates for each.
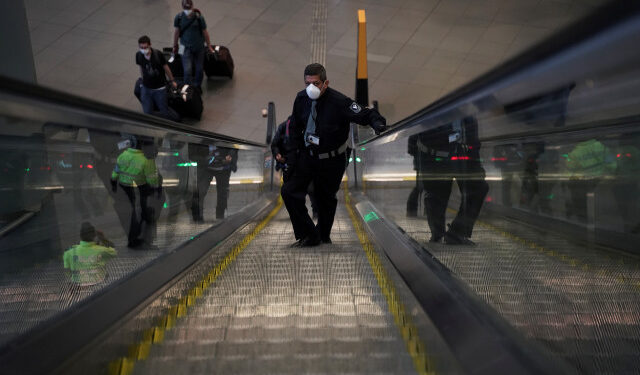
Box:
[445,207,640,291]
[108,198,283,375]
[344,183,435,375]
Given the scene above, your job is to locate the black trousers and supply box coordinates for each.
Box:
[192,167,231,220]
[116,184,153,244]
[406,170,423,215]
[565,178,599,223]
[281,151,346,241]
[419,159,488,239]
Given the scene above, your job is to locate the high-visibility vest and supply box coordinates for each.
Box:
[63,241,117,285]
[111,148,159,187]
[566,139,616,178]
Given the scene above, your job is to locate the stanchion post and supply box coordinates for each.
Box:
[352,9,369,190]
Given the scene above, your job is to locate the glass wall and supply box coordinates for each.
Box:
[0,87,267,347]
[357,23,640,375]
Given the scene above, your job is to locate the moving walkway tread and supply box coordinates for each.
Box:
[393,208,640,375]
[64,202,459,375]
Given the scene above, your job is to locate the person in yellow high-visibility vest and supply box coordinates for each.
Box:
[110,137,160,248]
[565,139,616,223]
[63,222,116,285]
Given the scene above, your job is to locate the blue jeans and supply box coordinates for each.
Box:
[141,85,169,118]
[181,46,205,87]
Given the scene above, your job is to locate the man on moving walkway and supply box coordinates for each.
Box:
[63,222,117,285]
[271,116,318,241]
[190,144,238,221]
[281,63,387,247]
[414,117,488,245]
[111,136,161,248]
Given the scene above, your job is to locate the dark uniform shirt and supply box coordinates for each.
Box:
[206,146,238,172]
[271,118,293,157]
[136,49,167,89]
[413,117,482,162]
[289,87,385,153]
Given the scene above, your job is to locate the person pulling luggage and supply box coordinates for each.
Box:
[173,0,215,92]
[136,35,177,119]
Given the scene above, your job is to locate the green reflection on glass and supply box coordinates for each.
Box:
[435,157,442,161]
[348,157,353,163]
[356,157,362,163]
[360,147,366,151]
[174,152,179,156]
[163,202,168,208]
[364,211,379,222]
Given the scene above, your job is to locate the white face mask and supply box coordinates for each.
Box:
[306,83,323,100]
[140,48,150,55]
[183,9,192,16]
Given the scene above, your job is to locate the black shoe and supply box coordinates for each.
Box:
[140,243,159,251]
[321,237,332,244]
[300,236,321,247]
[127,239,144,248]
[444,231,476,246]
[429,235,443,243]
[289,239,304,248]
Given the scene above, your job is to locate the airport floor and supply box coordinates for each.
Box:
[25,0,605,143]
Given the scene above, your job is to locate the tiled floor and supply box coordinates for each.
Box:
[24,0,606,143]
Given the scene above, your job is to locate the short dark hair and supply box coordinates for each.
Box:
[138,35,151,45]
[304,63,327,81]
[80,222,96,242]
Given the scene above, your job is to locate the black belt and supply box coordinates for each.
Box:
[418,145,449,157]
[309,142,348,159]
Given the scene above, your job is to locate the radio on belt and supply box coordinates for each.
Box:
[449,132,461,143]
[307,134,320,146]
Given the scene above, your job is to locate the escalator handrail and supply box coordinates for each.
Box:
[0,74,266,149]
[361,0,640,146]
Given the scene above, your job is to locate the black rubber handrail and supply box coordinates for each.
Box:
[0,74,266,148]
[362,0,640,146]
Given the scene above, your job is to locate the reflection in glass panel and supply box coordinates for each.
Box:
[0,112,265,346]
[360,65,640,373]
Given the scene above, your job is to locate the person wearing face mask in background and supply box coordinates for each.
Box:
[136,35,177,118]
[173,0,215,92]
[281,63,387,247]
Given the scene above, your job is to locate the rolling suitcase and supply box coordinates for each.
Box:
[205,45,234,79]
[133,78,181,122]
[162,47,184,80]
[168,83,203,120]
